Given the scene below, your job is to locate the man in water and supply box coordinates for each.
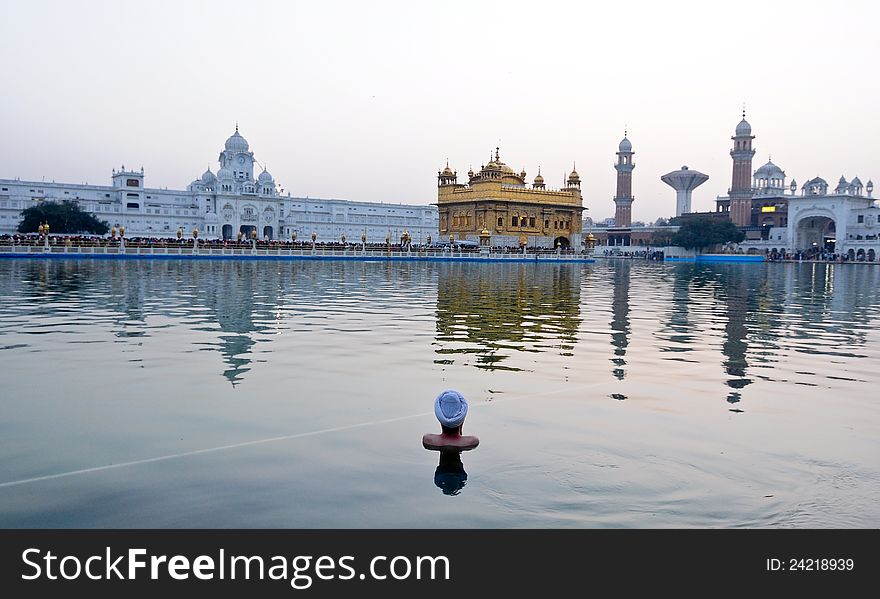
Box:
[422,389,480,451]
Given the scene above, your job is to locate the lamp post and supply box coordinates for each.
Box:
[237,230,243,246]
[250,228,257,252]
[479,227,491,254]
[110,225,117,248]
[176,227,183,243]
[192,227,199,253]
[39,222,50,250]
[119,225,125,251]
[311,231,317,253]
[361,231,367,253]
[386,232,390,255]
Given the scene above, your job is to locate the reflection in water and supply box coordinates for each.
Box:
[1,259,880,527]
[434,263,581,371]
[609,262,631,381]
[434,451,468,496]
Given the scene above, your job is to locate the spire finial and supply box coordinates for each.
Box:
[235,121,239,132]
[742,103,746,120]
[624,124,628,138]
[495,147,500,162]
[538,166,541,176]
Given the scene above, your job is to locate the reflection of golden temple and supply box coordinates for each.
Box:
[435,263,581,370]
[438,148,585,249]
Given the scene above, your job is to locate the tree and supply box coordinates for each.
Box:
[650,229,676,247]
[671,217,745,251]
[18,200,109,235]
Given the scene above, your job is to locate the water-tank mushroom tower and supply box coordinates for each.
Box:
[661,166,709,217]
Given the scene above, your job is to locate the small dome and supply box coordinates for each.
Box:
[867,179,874,189]
[736,118,751,136]
[850,176,863,186]
[441,165,454,177]
[618,136,632,152]
[754,160,784,178]
[803,176,827,188]
[467,167,474,178]
[534,173,544,184]
[568,168,580,181]
[520,169,527,179]
[258,168,273,183]
[225,127,249,152]
[217,167,233,180]
[201,168,216,183]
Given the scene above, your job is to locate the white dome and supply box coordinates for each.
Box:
[618,136,632,152]
[754,160,784,178]
[225,129,249,152]
[258,169,274,183]
[217,167,233,180]
[735,118,752,136]
[201,169,216,183]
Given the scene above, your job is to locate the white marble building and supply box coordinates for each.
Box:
[731,164,878,259]
[0,127,439,243]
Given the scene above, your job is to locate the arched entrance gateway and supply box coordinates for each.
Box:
[553,236,570,249]
[263,226,273,240]
[795,215,836,254]
[221,224,233,240]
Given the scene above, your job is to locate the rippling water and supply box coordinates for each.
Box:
[0,258,878,528]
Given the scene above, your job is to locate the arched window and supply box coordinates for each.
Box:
[497,216,503,227]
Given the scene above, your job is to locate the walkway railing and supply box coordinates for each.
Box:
[0,242,595,262]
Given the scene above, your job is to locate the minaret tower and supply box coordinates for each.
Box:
[729,109,755,227]
[613,131,635,227]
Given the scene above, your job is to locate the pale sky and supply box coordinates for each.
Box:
[2,0,878,221]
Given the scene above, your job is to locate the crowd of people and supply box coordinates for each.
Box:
[601,249,666,261]
[1,234,597,255]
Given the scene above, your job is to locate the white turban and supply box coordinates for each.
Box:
[434,389,468,428]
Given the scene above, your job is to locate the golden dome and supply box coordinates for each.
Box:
[480,227,490,236]
[441,166,454,176]
[569,168,580,181]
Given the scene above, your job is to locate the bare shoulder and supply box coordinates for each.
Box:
[423,433,480,451]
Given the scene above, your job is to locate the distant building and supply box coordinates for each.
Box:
[712,115,878,259]
[436,148,585,248]
[0,126,439,243]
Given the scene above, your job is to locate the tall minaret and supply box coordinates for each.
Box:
[613,131,635,227]
[729,110,755,227]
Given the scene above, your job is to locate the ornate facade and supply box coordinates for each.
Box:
[436,148,585,248]
[0,126,439,242]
